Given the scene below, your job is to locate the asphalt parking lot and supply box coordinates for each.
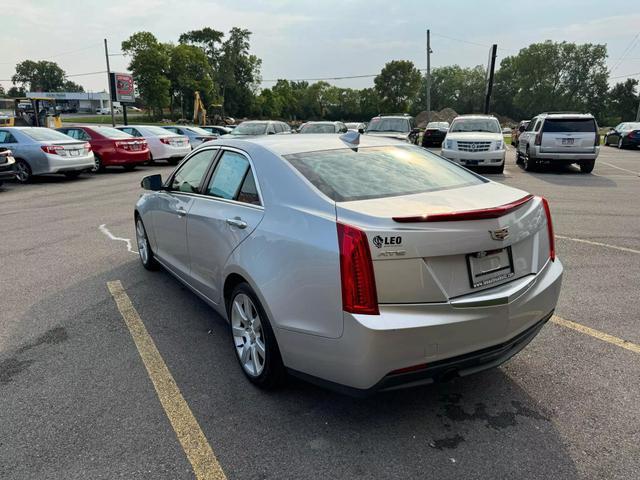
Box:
[1,145,638,480]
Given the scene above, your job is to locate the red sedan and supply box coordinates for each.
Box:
[57,126,150,172]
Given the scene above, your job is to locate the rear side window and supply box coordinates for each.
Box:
[285,145,485,202]
[543,118,596,133]
[0,131,18,143]
[206,151,250,200]
[64,129,91,141]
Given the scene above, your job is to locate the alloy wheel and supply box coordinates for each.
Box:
[231,293,266,377]
[15,161,30,182]
[135,219,149,265]
[92,156,102,172]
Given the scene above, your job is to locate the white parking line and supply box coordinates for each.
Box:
[598,161,640,176]
[99,224,138,254]
[556,235,640,254]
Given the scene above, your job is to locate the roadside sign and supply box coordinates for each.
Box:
[109,72,135,104]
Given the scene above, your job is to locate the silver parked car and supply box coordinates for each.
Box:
[298,121,348,134]
[134,134,563,394]
[161,125,217,148]
[0,127,94,182]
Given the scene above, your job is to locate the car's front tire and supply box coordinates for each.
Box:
[135,216,158,270]
[228,283,285,389]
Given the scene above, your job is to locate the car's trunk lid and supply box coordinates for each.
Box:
[540,118,597,153]
[336,183,551,303]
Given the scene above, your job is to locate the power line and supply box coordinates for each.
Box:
[610,71,640,80]
[0,42,102,65]
[610,32,640,73]
[430,32,517,53]
[262,68,431,83]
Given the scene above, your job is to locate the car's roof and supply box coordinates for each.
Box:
[453,115,498,120]
[304,121,340,125]
[536,112,595,119]
[208,133,404,156]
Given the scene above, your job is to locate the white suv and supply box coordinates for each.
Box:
[440,115,506,173]
[516,113,599,173]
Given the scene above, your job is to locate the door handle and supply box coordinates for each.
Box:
[176,207,187,217]
[226,217,247,229]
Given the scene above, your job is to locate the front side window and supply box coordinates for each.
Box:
[300,123,336,134]
[170,149,216,193]
[285,145,485,202]
[206,151,250,200]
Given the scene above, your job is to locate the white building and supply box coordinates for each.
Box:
[26,91,112,113]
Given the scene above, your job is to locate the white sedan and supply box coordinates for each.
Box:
[116,125,191,165]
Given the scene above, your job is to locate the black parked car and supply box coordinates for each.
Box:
[421,121,450,147]
[604,122,640,149]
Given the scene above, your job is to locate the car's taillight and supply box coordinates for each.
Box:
[594,133,600,146]
[540,197,555,262]
[159,137,171,145]
[337,223,379,315]
[534,132,542,146]
[84,142,92,152]
[115,141,131,150]
[41,145,63,155]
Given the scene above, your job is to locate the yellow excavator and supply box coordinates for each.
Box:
[193,91,206,126]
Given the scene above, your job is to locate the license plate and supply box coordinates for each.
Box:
[132,144,140,151]
[466,247,515,289]
[561,138,574,145]
[463,159,479,165]
[69,149,79,156]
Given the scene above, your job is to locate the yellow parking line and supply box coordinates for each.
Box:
[551,315,640,354]
[107,280,226,480]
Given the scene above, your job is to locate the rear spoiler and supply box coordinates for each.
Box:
[392,195,534,223]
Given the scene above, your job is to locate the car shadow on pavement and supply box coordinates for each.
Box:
[2,260,580,480]
[515,162,617,187]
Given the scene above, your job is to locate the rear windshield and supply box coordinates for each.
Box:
[543,118,596,133]
[285,145,485,202]
[231,122,267,135]
[22,128,76,142]
[187,126,215,136]
[300,124,335,134]
[366,117,410,133]
[144,126,176,136]
[93,126,133,139]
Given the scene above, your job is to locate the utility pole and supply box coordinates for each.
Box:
[483,44,498,114]
[426,29,431,124]
[104,38,115,127]
[636,96,640,122]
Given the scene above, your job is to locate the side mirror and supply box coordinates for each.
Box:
[358,128,365,134]
[141,174,163,191]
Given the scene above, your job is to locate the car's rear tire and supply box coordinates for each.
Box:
[228,283,286,389]
[579,160,595,173]
[15,159,32,183]
[92,154,104,172]
[523,148,537,171]
[135,216,159,270]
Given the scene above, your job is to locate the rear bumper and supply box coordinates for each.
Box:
[279,258,563,394]
[441,148,506,165]
[103,150,150,165]
[532,146,599,161]
[46,153,95,173]
[156,144,191,160]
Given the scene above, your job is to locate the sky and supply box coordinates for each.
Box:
[1,0,639,93]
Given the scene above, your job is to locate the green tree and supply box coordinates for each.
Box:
[169,44,215,119]
[606,79,639,124]
[0,84,5,97]
[12,60,66,91]
[62,80,84,92]
[218,27,261,117]
[416,65,485,114]
[7,86,26,97]
[493,41,609,122]
[122,32,172,117]
[374,60,421,113]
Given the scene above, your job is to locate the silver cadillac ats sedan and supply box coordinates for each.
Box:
[135,133,563,395]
